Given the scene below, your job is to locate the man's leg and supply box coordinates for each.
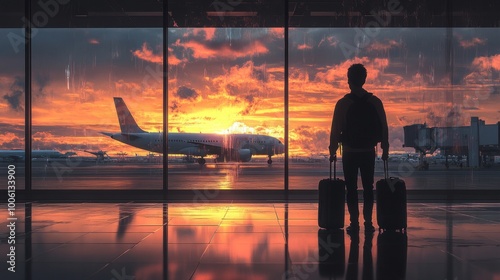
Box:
[359,149,375,230]
[342,151,359,230]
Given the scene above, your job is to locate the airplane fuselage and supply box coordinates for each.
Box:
[109,132,284,161]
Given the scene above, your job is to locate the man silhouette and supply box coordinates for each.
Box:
[329,63,389,233]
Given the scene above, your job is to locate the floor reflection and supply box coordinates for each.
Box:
[377,231,407,280]
[317,229,345,278]
[0,202,499,279]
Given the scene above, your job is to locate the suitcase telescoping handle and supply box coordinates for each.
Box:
[383,159,389,180]
[330,157,337,180]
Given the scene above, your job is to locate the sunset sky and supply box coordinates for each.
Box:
[1,27,499,157]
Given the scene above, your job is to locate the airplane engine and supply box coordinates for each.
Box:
[238,149,252,162]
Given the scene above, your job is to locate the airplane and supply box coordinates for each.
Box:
[0,149,71,161]
[102,97,285,165]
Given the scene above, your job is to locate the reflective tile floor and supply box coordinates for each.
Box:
[1,202,500,280]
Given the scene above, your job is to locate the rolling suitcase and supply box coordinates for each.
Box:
[376,160,407,232]
[318,160,345,229]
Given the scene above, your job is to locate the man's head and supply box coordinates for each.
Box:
[347,64,367,88]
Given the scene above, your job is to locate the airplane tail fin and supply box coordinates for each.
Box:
[113,97,146,133]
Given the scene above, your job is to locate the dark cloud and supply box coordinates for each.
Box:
[426,106,467,127]
[3,76,24,111]
[252,66,268,82]
[176,86,198,100]
[10,29,163,100]
[244,95,254,103]
[291,126,329,154]
[426,111,443,126]
[168,28,281,67]
[240,94,258,116]
[226,84,239,96]
[0,123,23,133]
[170,101,179,112]
[35,73,50,97]
[3,90,23,111]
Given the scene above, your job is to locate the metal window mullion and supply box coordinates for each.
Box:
[163,0,168,199]
[25,0,32,193]
[284,0,289,195]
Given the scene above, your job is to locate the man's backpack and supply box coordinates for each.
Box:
[343,93,382,148]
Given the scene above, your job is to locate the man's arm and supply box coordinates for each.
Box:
[329,101,343,158]
[373,97,389,158]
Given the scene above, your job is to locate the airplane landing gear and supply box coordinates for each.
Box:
[198,157,206,165]
[267,155,273,165]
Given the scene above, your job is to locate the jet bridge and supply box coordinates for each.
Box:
[403,117,500,168]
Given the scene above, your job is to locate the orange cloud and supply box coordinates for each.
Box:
[167,59,285,137]
[289,67,339,94]
[132,43,163,64]
[297,43,313,50]
[314,57,391,87]
[368,39,401,52]
[0,132,23,147]
[268,28,284,39]
[174,39,268,59]
[459,37,486,48]
[184,28,217,41]
[471,54,500,71]
[168,48,185,66]
[195,28,216,40]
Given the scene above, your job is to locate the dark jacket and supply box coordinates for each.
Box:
[329,88,389,154]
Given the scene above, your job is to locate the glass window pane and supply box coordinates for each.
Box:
[31,28,163,189]
[289,28,458,190]
[0,1,25,190]
[167,27,285,190]
[167,0,285,191]
[287,2,500,192]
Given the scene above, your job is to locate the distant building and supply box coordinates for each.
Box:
[403,117,500,167]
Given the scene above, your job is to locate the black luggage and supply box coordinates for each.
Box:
[318,160,345,229]
[376,160,407,232]
[377,231,407,279]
